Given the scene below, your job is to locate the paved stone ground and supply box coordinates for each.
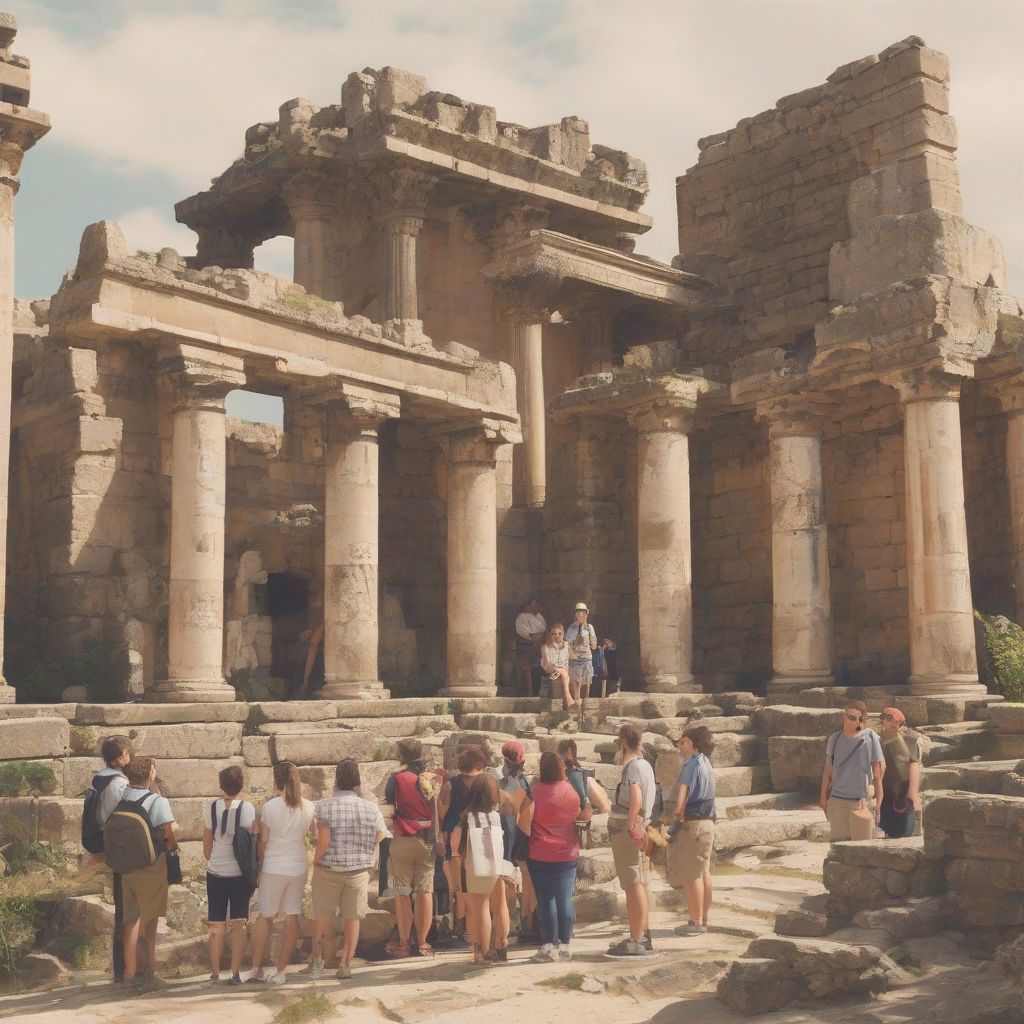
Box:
[1,844,1015,1024]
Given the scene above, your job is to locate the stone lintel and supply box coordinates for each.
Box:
[756,395,834,436]
[312,383,402,438]
[482,228,711,309]
[552,370,722,425]
[158,343,247,408]
[431,416,522,463]
[883,367,962,405]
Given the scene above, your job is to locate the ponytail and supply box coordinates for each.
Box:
[273,761,302,808]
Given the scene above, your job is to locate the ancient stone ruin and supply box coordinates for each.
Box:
[0,14,1021,1021]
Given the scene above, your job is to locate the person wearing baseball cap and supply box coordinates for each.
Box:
[878,708,921,838]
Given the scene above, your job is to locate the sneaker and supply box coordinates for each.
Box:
[243,970,265,984]
[674,922,707,937]
[209,973,220,984]
[493,947,509,963]
[268,970,288,985]
[558,947,572,962]
[605,940,653,959]
[528,947,556,964]
[300,960,324,979]
[605,938,631,956]
[336,964,352,980]
[226,974,242,987]
[642,931,654,951]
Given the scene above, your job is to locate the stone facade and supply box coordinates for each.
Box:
[2,33,1023,704]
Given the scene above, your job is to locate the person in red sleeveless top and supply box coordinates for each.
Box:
[518,752,591,962]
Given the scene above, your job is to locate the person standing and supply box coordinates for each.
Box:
[668,726,717,937]
[204,765,257,985]
[450,774,506,964]
[107,756,177,991]
[540,624,573,709]
[310,759,387,979]
[519,752,591,962]
[878,708,921,839]
[495,741,530,959]
[564,603,597,709]
[606,725,656,958]
[249,762,315,984]
[819,700,884,842]
[383,739,438,958]
[515,597,547,696]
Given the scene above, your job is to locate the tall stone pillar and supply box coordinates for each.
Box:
[758,401,835,703]
[319,389,401,700]
[152,346,245,703]
[993,380,1024,624]
[627,398,698,693]
[0,15,49,700]
[507,312,546,507]
[285,171,340,299]
[439,419,520,697]
[892,371,983,696]
[373,166,435,321]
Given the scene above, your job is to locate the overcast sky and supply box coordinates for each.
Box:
[12,0,1024,312]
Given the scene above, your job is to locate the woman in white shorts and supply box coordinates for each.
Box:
[249,761,314,984]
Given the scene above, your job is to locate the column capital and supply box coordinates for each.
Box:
[492,265,561,322]
[282,169,344,219]
[884,368,962,405]
[158,344,246,410]
[625,377,713,434]
[432,417,521,465]
[318,385,402,441]
[756,395,833,437]
[371,165,436,222]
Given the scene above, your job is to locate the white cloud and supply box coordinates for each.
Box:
[14,0,1024,293]
[116,206,196,257]
[254,235,293,280]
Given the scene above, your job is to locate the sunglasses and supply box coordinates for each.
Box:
[844,713,863,722]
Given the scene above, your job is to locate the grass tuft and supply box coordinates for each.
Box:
[271,992,337,1024]
[537,971,585,991]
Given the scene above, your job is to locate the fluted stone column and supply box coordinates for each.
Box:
[993,381,1024,624]
[152,347,245,703]
[373,166,435,321]
[627,399,698,693]
[893,372,983,696]
[507,313,546,507]
[319,390,400,700]
[285,171,340,299]
[439,419,520,697]
[759,402,834,703]
[0,16,49,700]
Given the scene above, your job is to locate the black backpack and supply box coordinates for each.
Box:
[105,792,165,874]
[81,772,121,855]
[211,801,259,888]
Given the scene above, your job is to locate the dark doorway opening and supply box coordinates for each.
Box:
[259,572,311,681]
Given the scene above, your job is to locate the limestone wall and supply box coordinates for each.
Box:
[676,37,960,364]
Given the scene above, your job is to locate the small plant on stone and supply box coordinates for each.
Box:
[372,745,390,761]
[270,991,336,1024]
[537,971,585,991]
[0,762,57,798]
[976,611,1024,702]
[433,700,452,716]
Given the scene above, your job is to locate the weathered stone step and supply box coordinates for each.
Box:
[713,810,827,854]
[0,717,71,759]
[268,729,389,765]
[655,758,772,798]
[919,721,994,765]
[75,703,249,725]
[755,705,844,737]
[69,721,243,759]
[603,715,752,737]
[255,715,456,737]
[715,792,811,820]
[924,759,1024,796]
[654,734,763,776]
[457,712,543,733]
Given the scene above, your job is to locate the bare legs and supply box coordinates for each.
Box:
[682,872,713,925]
[490,879,512,951]
[465,892,492,961]
[394,891,433,949]
[624,880,648,941]
[123,916,158,981]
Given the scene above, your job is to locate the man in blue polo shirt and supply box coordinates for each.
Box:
[819,699,883,842]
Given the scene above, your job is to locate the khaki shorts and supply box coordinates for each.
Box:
[311,865,369,920]
[123,853,169,924]
[258,871,307,917]
[827,796,875,842]
[610,829,648,890]
[389,835,434,895]
[666,820,715,887]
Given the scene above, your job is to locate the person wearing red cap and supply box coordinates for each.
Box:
[878,708,921,838]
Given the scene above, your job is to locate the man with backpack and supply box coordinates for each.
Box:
[819,699,884,842]
[105,755,178,990]
[79,735,132,982]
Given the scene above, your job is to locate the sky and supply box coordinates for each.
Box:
[9,0,1024,424]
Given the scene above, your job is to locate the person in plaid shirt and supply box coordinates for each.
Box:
[308,759,387,980]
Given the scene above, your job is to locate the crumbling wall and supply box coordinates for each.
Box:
[677,37,960,365]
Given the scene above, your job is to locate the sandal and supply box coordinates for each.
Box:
[417,943,434,958]
[385,939,412,959]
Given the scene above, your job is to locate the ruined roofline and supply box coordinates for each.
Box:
[175,64,651,239]
[677,36,947,181]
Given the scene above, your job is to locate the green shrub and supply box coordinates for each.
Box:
[0,762,57,797]
[0,882,42,976]
[976,611,1024,702]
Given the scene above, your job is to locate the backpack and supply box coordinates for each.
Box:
[105,792,165,874]
[211,801,259,888]
[81,772,120,854]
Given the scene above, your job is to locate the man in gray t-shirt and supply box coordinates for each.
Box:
[819,700,883,842]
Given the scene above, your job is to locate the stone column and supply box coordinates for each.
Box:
[439,419,520,697]
[373,166,435,321]
[284,171,340,299]
[191,226,258,271]
[579,305,617,375]
[152,346,245,703]
[893,371,983,696]
[759,402,835,703]
[507,312,547,507]
[993,381,1024,624]
[0,17,49,700]
[627,399,698,693]
[319,389,401,700]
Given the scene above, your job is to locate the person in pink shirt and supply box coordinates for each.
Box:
[517,752,591,962]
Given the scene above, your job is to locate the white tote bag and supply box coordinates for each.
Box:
[467,811,504,878]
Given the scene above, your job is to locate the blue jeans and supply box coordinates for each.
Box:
[880,792,916,838]
[527,858,577,945]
